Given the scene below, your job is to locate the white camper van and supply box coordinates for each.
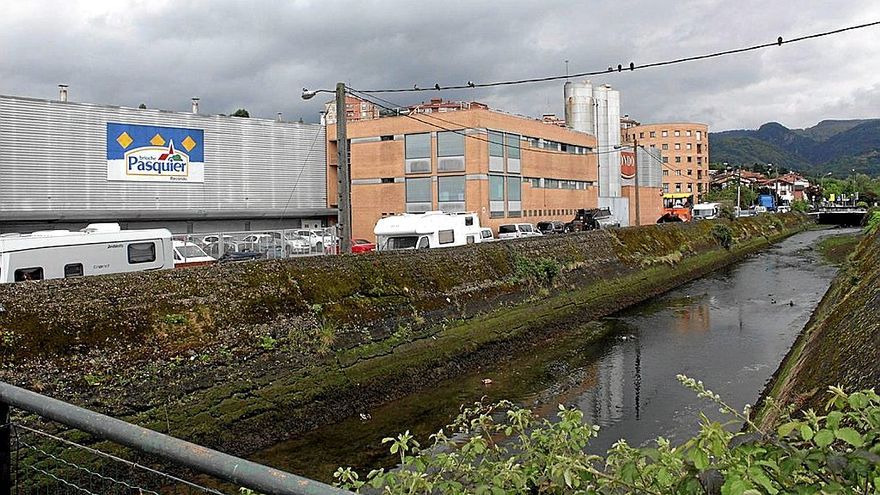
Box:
[692,202,722,220]
[374,211,483,251]
[0,223,174,283]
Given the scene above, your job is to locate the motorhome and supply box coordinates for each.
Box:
[0,223,174,283]
[692,202,722,220]
[374,211,483,251]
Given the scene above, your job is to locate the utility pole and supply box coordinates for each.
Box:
[633,138,641,226]
[335,82,352,254]
[736,166,742,214]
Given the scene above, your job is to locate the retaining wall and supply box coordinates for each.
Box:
[0,214,808,455]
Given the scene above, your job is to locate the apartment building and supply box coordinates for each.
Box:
[624,123,710,206]
[326,105,600,239]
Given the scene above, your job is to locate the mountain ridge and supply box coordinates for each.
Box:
[709,118,880,175]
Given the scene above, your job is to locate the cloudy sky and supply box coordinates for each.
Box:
[3,1,879,131]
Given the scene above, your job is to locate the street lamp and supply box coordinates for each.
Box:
[302,84,352,253]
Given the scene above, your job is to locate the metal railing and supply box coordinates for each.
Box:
[172,229,340,262]
[0,381,351,495]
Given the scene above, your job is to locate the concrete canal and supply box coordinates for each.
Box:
[252,227,859,482]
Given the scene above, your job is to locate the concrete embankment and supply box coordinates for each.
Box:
[0,214,808,456]
[759,226,880,426]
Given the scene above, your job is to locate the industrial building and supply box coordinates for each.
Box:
[326,105,600,240]
[0,90,333,234]
[326,82,665,239]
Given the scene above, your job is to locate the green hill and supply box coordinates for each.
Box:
[710,118,880,176]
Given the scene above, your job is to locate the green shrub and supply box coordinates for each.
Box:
[791,199,809,213]
[334,380,880,495]
[720,204,736,221]
[866,211,880,234]
[711,224,734,250]
[512,255,560,286]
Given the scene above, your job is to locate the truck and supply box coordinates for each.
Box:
[565,208,613,232]
[757,194,777,212]
[0,223,174,283]
[374,211,484,251]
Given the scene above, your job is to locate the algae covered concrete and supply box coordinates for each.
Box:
[0,213,808,456]
[759,227,880,427]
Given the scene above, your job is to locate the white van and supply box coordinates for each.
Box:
[497,223,543,240]
[692,202,722,220]
[374,211,483,251]
[0,223,174,283]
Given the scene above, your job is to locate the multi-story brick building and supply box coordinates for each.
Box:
[624,123,710,208]
[326,106,600,239]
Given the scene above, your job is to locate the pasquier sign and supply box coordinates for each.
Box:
[107,122,205,182]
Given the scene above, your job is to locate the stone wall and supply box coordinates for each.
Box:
[760,226,880,426]
[0,213,808,455]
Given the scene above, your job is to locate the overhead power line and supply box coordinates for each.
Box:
[351,20,880,94]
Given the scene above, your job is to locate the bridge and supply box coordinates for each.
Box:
[808,206,868,226]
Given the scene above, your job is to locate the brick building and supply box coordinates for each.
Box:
[326,106,600,239]
[624,123,710,208]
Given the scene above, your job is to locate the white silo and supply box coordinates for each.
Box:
[564,81,595,135]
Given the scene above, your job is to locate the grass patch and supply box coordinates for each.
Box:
[816,234,860,265]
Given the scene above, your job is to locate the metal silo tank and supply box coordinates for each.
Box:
[563,81,594,134]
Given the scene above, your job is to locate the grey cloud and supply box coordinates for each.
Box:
[1,0,878,130]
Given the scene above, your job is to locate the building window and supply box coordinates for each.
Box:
[686,143,692,150]
[697,157,703,165]
[687,169,693,175]
[405,133,431,173]
[662,170,669,176]
[639,132,645,138]
[438,175,466,212]
[507,175,522,217]
[687,156,693,163]
[697,144,703,153]
[675,183,682,192]
[437,131,465,172]
[674,143,681,150]
[696,131,702,141]
[662,144,669,150]
[661,130,668,137]
[489,130,504,172]
[662,157,669,163]
[687,183,693,192]
[649,131,656,138]
[380,135,394,141]
[437,131,464,157]
[697,170,703,179]
[675,156,682,163]
[662,183,669,192]
[506,133,521,173]
[489,175,505,218]
[675,170,682,176]
[686,130,692,137]
[128,242,156,264]
[405,177,432,212]
[381,177,394,183]
[674,130,680,137]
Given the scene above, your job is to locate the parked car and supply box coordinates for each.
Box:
[536,221,566,235]
[497,223,542,240]
[293,229,334,252]
[351,239,376,254]
[479,228,495,242]
[172,240,216,268]
[240,233,309,256]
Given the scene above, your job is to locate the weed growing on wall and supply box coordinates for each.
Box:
[711,224,734,250]
[512,255,561,287]
[331,379,880,495]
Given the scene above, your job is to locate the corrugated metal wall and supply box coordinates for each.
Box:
[0,95,329,221]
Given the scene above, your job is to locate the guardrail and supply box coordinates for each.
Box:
[0,381,352,495]
[173,229,340,261]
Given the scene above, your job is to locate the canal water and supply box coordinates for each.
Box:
[253,227,857,482]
